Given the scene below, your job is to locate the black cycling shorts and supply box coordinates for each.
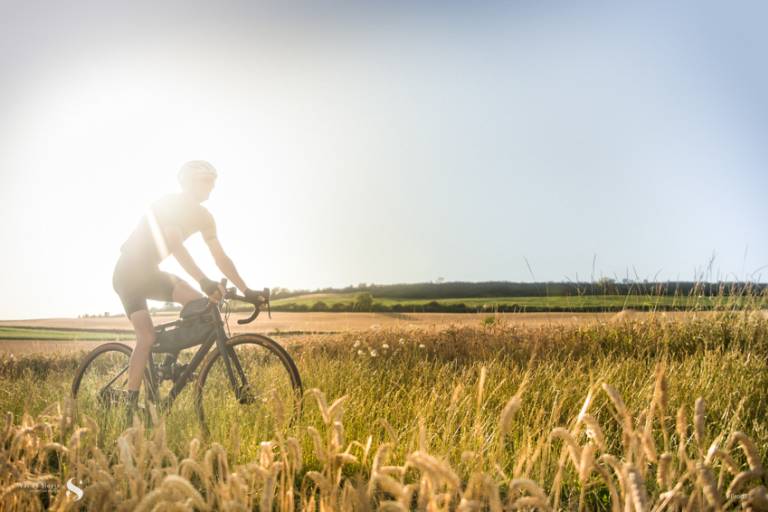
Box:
[112,254,180,316]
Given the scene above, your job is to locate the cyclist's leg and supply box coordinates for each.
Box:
[125,309,156,391]
[146,271,202,308]
[119,271,202,391]
[169,275,204,306]
[113,260,157,392]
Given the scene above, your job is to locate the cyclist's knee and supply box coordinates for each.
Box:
[134,328,156,346]
[173,280,203,305]
[128,310,155,341]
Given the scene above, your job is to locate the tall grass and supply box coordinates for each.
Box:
[1,310,767,510]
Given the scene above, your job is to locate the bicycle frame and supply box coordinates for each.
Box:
[143,302,251,412]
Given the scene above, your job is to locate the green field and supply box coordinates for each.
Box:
[0,326,134,341]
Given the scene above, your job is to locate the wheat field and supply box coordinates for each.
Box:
[1,311,767,510]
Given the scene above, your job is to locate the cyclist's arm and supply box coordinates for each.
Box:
[170,236,206,283]
[201,215,249,292]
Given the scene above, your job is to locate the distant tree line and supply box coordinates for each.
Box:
[270,301,756,314]
[271,280,768,301]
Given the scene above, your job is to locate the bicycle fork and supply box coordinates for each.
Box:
[214,325,255,404]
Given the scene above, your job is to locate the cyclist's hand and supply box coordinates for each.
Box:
[243,288,266,305]
[199,277,224,300]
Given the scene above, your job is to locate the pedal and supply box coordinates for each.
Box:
[171,363,191,381]
[237,384,256,404]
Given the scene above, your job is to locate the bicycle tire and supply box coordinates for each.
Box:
[195,334,303,438]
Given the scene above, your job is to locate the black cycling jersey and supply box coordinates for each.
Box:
[120,193,216,265]
[112,193,217,316]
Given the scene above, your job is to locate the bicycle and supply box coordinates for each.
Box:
[71,279,303,440]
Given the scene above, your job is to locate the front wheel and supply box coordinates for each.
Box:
[71,343,153,442]
[195,334,303,440]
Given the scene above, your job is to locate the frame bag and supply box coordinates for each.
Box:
[153,298,217,353]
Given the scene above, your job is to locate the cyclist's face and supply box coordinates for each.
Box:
[190,176,216,202]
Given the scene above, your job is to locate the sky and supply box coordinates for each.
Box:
[1,1,767,319]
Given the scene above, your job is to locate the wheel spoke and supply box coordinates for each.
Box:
[100,365,129,391]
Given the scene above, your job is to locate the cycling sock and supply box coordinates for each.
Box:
[125,390,140,424]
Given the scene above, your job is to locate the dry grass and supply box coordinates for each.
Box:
[1,312,767,510]
[1,369,766,510]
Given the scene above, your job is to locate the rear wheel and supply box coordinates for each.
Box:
[71,343,154,442]
[195,334,303,441]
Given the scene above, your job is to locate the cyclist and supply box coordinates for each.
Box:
[112,160,262,419]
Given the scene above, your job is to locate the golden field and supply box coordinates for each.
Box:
[0,310,766,510]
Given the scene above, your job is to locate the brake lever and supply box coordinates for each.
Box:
[230,286,269,324]
[208,277,229,304]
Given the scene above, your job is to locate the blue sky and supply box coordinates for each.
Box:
[1,1,766,318]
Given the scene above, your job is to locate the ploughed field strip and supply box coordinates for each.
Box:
[0,308,744,338]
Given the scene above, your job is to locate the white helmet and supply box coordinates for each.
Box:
[178,160,218,186]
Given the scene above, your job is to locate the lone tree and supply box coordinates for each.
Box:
[354,292,373,311]
[311,301,329,312]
